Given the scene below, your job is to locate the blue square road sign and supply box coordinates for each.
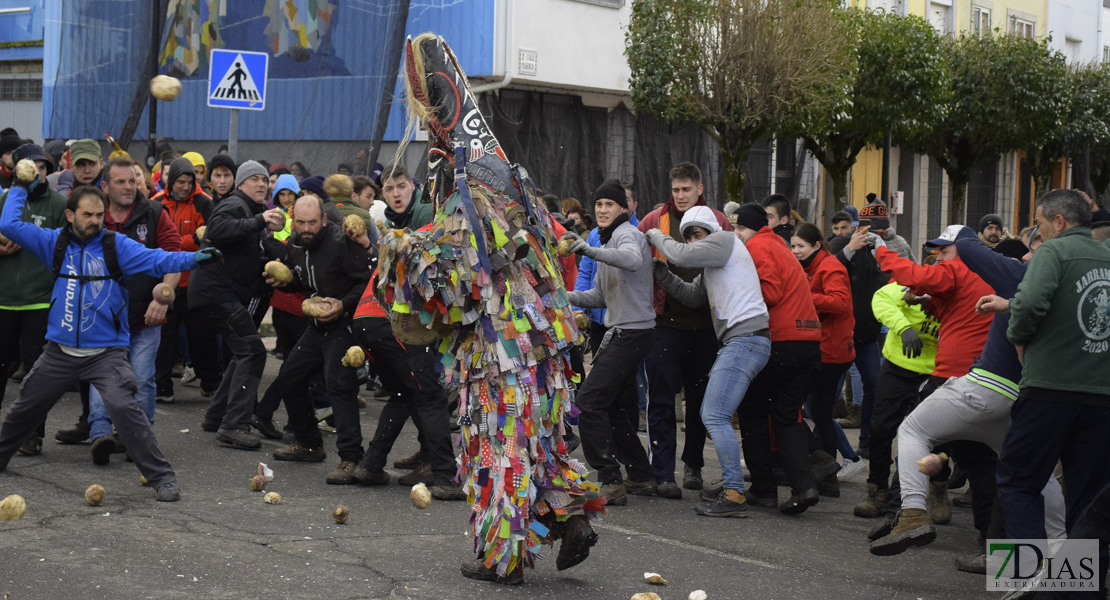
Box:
[208,49,269,110]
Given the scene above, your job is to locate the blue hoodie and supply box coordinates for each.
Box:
[269,174,300,210]
[955,237,1025,399]
[0,186,198,349]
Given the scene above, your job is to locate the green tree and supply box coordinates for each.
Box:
[626,0,853,202]
[1062,63,1110,199]
[904,33,1069,223]
[796,9,948,219]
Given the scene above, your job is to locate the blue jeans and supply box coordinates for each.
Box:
[853,340,880,450]
[89,325,160,440]
[701,335,771,492]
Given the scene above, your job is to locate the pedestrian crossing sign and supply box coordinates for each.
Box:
[207,49,268,110]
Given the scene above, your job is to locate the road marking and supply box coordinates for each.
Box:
[594,522,782,570]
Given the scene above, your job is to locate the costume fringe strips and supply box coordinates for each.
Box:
[377,33,604,579]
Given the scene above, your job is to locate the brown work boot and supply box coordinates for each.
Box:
[393,449,424,470]
[351,464,391,486]
[273,442,327,462]
[624,478,657,496]
[869,508,937,556]
[837,403,861,429]
[854,484,888,518]
[555,515,598,571]
[325,461,358,485]
[398,462,434,486]
[600,482,627,506]
[928,480,952,524]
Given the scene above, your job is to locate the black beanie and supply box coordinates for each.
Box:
[0,136,22,157]
[978,213,1003,234]
[207,154,237,181]
[730,203,768,231]
[993,238,1028,261]
[592,178,628,208]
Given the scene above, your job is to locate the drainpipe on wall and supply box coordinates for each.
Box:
[472,0,513,95]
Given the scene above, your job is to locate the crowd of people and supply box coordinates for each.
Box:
[2,123,1110,593]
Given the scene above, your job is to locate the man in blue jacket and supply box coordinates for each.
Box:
[0,179,219,501]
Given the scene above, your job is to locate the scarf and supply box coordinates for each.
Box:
[384,199,414,228]
[799,248,821,270]
[598,213,630,245]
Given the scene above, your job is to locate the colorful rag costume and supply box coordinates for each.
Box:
[375,34,603,579]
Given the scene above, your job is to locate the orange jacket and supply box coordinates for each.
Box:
[153,183,212,287]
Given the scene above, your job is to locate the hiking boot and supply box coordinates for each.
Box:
[624,478,657,496]
[810,450,840,482]
[955,553,987,574]
[655,481,682,499]
[555,515,598,571]
[154,479,181,502]
[431,482,467,501]
[600,483,627,506]
[398,462,434,486]
[351,465,391,486]
[870,508,937,556]
[393,449,424,470]
[200,418,221,432]
[273,442,327,462]
[91,435,115,465]
[779,488,819,515]
[216,428,262,450]
[837,404,861,428]
[55,420,91,444]
[682,465,703,490]
[695,488,748,518]
[928,480,952,524]
[251,416,283,440]
[745,489,778,508]
[817,473,840,498]
[833,396,849,419]
[460,559,523,585]
[854,484,888,518]
[325,461,358,485]
[17,435,42,456]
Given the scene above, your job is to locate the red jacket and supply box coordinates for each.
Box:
[804,249,855,364]
[876,247,993,378]
[745,226,821,343]
[153,182,212,287]
[549,216,578,291]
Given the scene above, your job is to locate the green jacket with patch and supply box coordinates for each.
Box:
[1008,227,1110,396]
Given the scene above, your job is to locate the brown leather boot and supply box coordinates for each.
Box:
[869,508,936,556]
[854,483,887,518]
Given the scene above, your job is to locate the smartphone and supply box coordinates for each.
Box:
[859,218,871,229]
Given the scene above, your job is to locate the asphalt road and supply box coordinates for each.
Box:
[0,353,995,600]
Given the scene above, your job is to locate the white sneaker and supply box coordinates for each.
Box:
[315,407,334,422]
[180,366,197,385]
[837,457,868,482]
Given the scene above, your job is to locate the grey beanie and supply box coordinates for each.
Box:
[235,160,267,189]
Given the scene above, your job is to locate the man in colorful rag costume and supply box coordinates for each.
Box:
[375,33,604,586]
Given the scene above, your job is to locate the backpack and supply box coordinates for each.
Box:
[51,228,124,283]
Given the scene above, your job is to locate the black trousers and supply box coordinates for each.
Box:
[587,320,638,434]
[154,286,221,396]
[196,302,266,432]
[644,327,716,483]
[0,308,49,438]
[353,317,455,483]
[867,361,929,489]
[806,360,852,458]
[577,327,654,485]
[280,320,362,462]
[255,308,326,421]
[739,340,820,495]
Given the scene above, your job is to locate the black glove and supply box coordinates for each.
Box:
[193,247,222,266]
[652,258,671,282]
[901,328,924,359]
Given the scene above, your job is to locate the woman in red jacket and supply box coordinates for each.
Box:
[791,223,855,491]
